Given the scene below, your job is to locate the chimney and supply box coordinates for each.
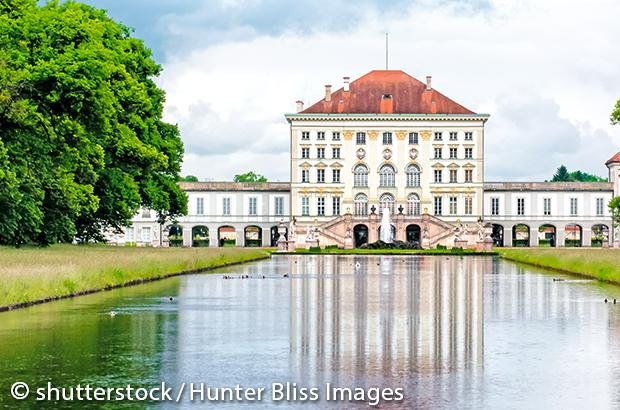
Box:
[296,100,304,113]
[426,75,432,91]
[324,84,332,102]
[380,94,393,114]
[343,76,350,92]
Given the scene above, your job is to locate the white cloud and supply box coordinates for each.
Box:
[158,0,620,181]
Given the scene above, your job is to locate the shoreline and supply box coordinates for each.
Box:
[0,247,271,313]
[498,248,620,286]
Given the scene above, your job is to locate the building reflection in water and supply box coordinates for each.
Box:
[288,255,490,389]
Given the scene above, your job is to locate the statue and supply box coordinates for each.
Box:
[453,219,465,241]
[306,225,313,241]
[477,219,485,241]
[289,217,296,239]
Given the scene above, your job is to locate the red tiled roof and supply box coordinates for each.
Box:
[606,151,620,165]
[301,70,475,115]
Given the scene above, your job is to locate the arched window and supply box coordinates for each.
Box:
[354,164,369,187]
[407,193,420,216]
[379,165,395,187]
[406,164,421,187]
[354,193,368,216]
[379,193,395,215]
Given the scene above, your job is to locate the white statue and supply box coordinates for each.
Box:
[477,220,485,241]
[453,220,465,241]
[289,218,296,238]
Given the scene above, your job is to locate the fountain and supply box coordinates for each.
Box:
[379,206,393,243]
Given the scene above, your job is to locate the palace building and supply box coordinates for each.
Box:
[111,69,620,249]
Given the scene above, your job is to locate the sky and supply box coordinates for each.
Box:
[81,0,620,182]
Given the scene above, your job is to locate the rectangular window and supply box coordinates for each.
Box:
[196,198,204,215]
[570,198,578,216]
[434,147,442,159]
[317,169,325,183]
[383,132,393,144]
[449,169,457,183]
[141,227,151,243]
[301,131,310,140]
[332,131,341,141]
[434,169,442,183]
[249,197,257,215]
[332,169,340,183]
[141,209,151,218]
[332,197,341,216]
[449,197,457,215]
[301,197,309,216]
[275,197,284,216]
[301,169,309,183]
[465,197,473,215]
[434,196,443,215]
[317,131,325,140]
[409,132,419,144]
[223,197,231,215]
[465,131,473,141]
[517,198,525,216]
[125,226,134,242]
[465,148,473,159]
[317,147,325,159]
[543,198,551,216]
[434,131,443,141]
[465,169,473,183]
[317,197,325,216]
[449,147,458,159]
[301,147,309,158]
[491,197,499,216]
[332,147,340,159]
[449,131,458,141]
[596,197,604,216]
[356,132,366,144]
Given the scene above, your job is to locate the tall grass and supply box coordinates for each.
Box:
[0,245,270,309]
[499,248,620,283]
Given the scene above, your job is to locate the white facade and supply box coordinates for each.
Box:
[483,182,615,247]
[286,116,487,225]
[112,182,290,247]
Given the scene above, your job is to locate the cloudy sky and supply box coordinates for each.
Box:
[83,0,620,182]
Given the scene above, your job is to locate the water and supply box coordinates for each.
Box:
[379,207,393,243]
[1,255,620,409]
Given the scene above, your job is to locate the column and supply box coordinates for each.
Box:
[530,225,539,247]
[582,226,592,247]
[182,226,192,247]
[503,225,512,247]
[556,227,565,247]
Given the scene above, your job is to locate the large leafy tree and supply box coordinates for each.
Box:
[611,100,620,228]
[0,0,186,245]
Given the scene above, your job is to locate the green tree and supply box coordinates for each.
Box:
[180,175,199,182]
[568,170,606,182]
[610,197,620,227]
[233,172,268,182]
[611,99,620,125]
[551,165,571,182]
[0,0,186,245]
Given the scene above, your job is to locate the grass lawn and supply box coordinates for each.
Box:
[292,248,496,256]
[499,248,620,284]
[0,245,270,310]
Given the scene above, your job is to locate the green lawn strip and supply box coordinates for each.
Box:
[0,246,270,310]
[498,248,620,284]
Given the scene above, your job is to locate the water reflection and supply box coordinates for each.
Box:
[1,255,620,409]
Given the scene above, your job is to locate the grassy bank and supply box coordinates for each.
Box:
[292,248,496,256]
[499,248,620,283]
[0,245,270,310]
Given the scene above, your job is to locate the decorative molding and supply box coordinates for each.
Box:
[420,130,432,141]
[396,131,407,141]
[343,130,354,141]
[368,130,379,140]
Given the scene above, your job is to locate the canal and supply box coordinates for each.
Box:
[1,255,619,409]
